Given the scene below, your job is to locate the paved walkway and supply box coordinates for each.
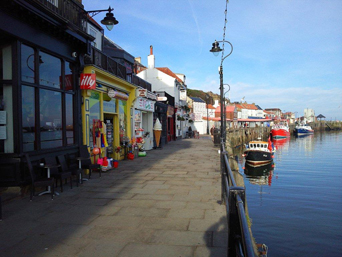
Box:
[0,135,227,257]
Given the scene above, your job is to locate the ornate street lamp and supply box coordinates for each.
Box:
[85,6,119,31]
[210,40,233,143]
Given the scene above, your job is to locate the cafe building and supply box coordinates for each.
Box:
[80,64,136,161]
[0,0,93,187]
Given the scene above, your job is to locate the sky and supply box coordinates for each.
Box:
[82,0,342,120]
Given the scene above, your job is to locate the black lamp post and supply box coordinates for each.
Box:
[210,40,233,143]
[206,94,210,134]
[85,6,119,31]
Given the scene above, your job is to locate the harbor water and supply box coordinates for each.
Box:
[239,131,342,256]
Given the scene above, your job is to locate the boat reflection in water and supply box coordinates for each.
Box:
[272,137,290,151]
[244,162,274,186]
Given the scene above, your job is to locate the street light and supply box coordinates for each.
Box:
[223,84,230,134]
[205,94,210,134]
[210,40,233,143]
[85,6,119,31]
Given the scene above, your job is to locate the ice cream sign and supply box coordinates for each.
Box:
[137,98,154,112]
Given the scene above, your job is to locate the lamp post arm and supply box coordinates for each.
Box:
[85,7,113,17]
[214,40,233,64]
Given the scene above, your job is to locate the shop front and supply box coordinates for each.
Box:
[167,105,175,142]
[81,66,136,163]
[133,89,156,151]
[0,1,90,187]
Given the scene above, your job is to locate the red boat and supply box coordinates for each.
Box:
[271,120,290,139]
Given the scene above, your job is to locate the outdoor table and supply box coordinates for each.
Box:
[40,163,60,196]
[76,157,88,183]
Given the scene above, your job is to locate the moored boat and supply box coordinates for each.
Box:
[271,120,290,139]
[294,124,314,135]
[243,138,274,167]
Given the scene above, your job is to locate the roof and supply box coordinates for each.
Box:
[215,105,235,113]
[317,114,326,118]
[207,104,216,109]
[235,103,258,110]
[87,15,103,31]
[156,67,183,83]
[190,97,205,103]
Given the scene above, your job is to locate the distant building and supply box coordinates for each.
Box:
[304,108,315,123]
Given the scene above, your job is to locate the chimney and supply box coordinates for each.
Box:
[148,45,155,69]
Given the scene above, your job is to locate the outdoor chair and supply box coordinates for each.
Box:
[44,156,72,192]
[25,154,55,201]
[57,155,83,187]
[78,145,101,179]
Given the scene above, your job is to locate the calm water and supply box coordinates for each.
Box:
[239,131,342,257]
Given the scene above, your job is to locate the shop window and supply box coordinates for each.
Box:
[22,85,35,152]
[65,61,74,91]
[89,91,100,147]
[40,89,62,149]
[21,44,35,83]
[119,100,127,143]
[20,44,76,152]
[39,52,61,89]
[66,93,74,145]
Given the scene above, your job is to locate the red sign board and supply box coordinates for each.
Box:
[80,74,96,90]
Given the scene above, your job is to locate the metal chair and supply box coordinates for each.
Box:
[25,154,55,201]
[57,155,83,187]
[44,156,72,192]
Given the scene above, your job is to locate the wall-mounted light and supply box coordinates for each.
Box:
[85,6,119,31]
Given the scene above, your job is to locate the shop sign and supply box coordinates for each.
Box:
[80,74,96,89]
[108,89,129,100]
[137,98,154,112]
[136,89,147,97]
[147,92,157,100]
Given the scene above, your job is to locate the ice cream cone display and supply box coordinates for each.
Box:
[153,118,162,147]
[154,130,161,147]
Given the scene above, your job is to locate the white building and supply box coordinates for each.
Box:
[136,46,187,138]
[304,108,315,123]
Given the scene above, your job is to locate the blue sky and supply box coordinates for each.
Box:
[83,0,342,120]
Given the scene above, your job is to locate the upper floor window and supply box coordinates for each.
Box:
[39,52,61,89]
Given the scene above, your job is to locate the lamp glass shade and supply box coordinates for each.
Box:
[106,24,114,31]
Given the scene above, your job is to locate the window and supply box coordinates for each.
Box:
[22,86,35,152]
[89,91,100,147]
[39,52,61,89]
[119,100,127,144]
[40,89,62,149]
[20,44,75,152]
[21,45,35,83]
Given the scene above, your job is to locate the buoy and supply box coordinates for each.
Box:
[92,147,100,155]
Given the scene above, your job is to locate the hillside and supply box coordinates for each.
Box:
[187,89,220,105]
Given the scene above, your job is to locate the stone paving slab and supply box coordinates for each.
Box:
[0,135,227,256]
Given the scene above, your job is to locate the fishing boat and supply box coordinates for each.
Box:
[243,138,274,167]
[244,161,274,186]
[294,124,314,135]
[271,120,290,139]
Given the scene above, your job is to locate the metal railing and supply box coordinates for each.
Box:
[32,0,86,32]
[220,140,256,256]
[85,47,152,91]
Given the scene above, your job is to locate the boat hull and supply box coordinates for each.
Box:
[271,129,290,139]
[294,128,314,135]
[244,150,273,167]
